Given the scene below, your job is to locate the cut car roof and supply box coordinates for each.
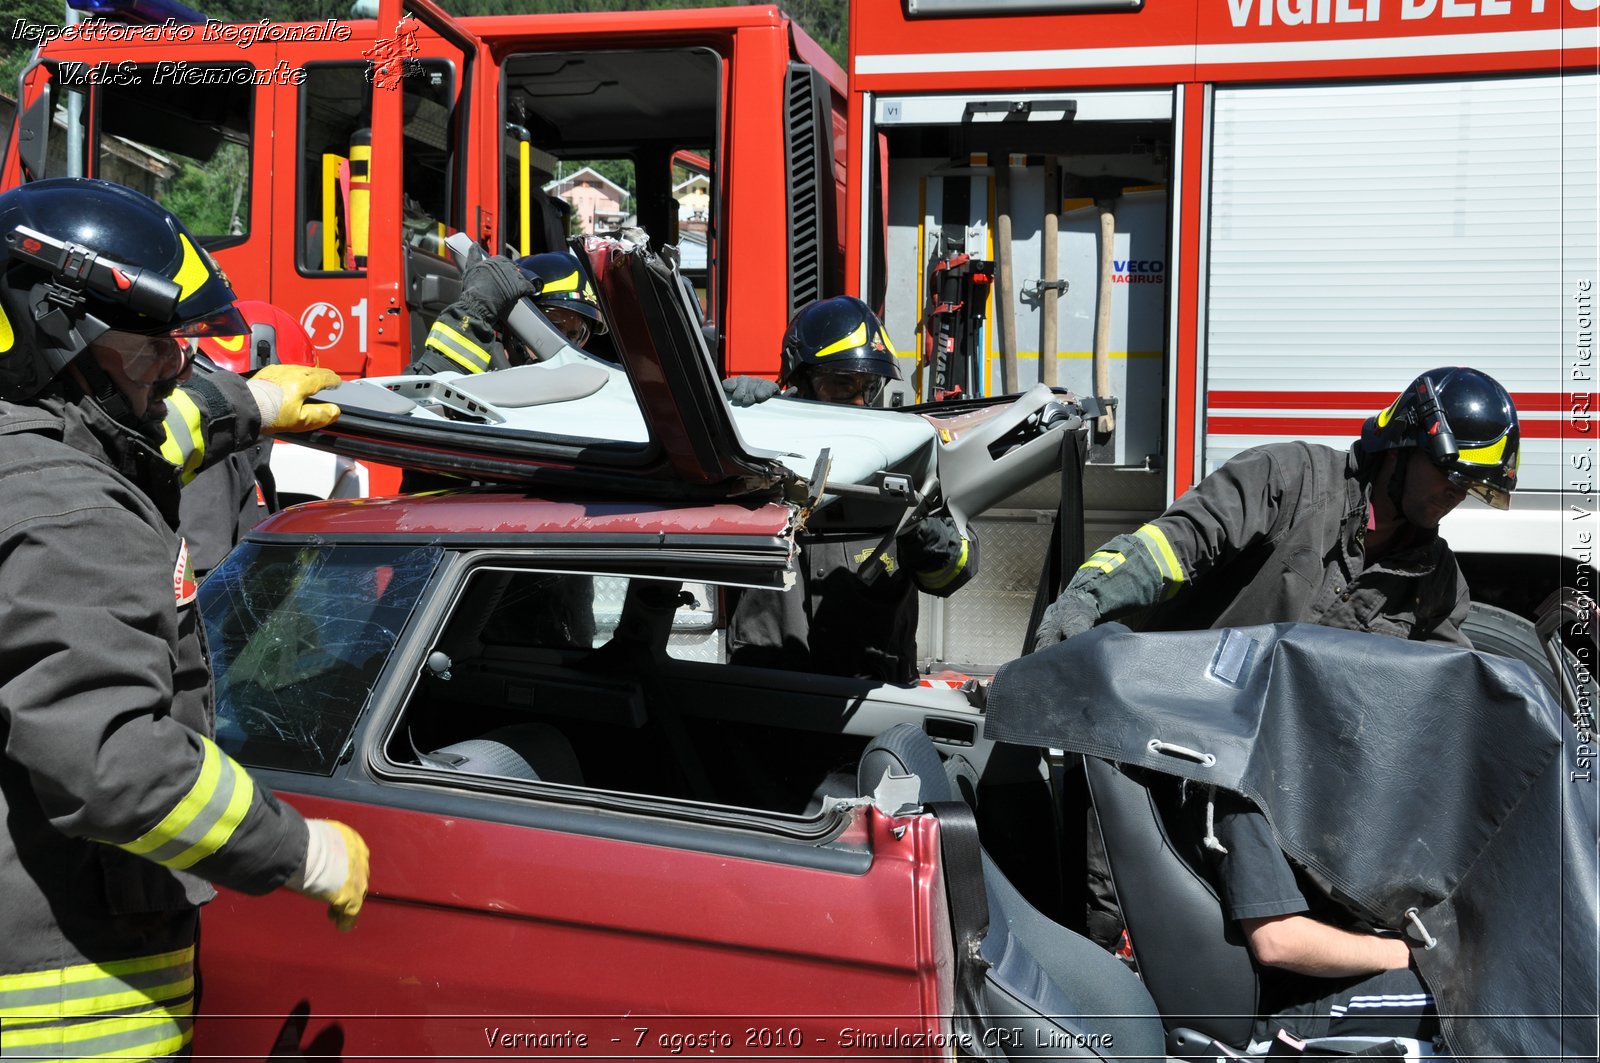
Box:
[253,491,797,543]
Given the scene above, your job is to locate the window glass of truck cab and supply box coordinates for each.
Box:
[33,64,253,249]
[498,48,720,321]
[296,61,457,274]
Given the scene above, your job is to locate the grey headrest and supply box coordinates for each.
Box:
[450,362,610,409]
[423,722,584,785]
[857,723,955,804]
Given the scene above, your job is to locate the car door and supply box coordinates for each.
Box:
[192,526,954,1057]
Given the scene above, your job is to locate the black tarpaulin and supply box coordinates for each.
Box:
[986,622,1597,1061]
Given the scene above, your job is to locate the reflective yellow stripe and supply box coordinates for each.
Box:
[1078,549,1126,576]
[173,235,210,301]
[542,269,580,294]
[813,321,867,359]
[0,300,13,352]
[1133,523,1186,598]
[0,947,194,1060]
[917,536,970,591]
[0,948,191,998]
[158,390,206,484]
[1375,397,1399,429]
[119,739,254,869]
[425,321,492,373]
[2,998,193,1057]
[0,973,191,1022]
[1457,434,1508,466]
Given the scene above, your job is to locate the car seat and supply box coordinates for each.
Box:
[858,725,1167,1061]
[1081,756,1259,1057]
[1083,758,1440,1061]
[423,722,585,784]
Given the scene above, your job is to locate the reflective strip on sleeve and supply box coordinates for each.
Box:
[915,536,971,591]
[0,947,193,1058]
[1133,523,1186,597]
[1078,549,1126,576]
[424,320,493,373]
[157,390,206,485]
[117,738,256,871]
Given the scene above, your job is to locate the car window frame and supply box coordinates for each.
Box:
[354,548,864,835]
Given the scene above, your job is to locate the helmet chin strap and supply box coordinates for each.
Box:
[1387,449,1414,528]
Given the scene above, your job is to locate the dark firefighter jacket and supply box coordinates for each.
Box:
[728,514,977,684]
[175,445,275,578]
[1062,441,1471,646]
[410,300,511,376]
[0,375,309,1061]
[164,368,278,578]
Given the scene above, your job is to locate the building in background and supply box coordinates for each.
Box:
[543,166,629,235]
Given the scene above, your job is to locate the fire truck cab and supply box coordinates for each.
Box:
[3,0,846,492]
[846,0,1597,622]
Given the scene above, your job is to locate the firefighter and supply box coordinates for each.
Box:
[0,178,368,1060]
[178,300,320,578]
[408,251,607,375]
[1033,366,1519,650]
[514,251,609,349]
[1035,366,1517,955]
[724,296,978,683]
[409,255,534,375]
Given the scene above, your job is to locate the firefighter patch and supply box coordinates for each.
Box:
[853,545,896,574]
[173,538,198,607]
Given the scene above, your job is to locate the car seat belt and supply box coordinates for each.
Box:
[1021,428,1086,653]
[926,801,1005,1061]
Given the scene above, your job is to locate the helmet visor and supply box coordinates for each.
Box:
[810,371,887,405]
[544,305,593,349]
[1443,468,1512,511]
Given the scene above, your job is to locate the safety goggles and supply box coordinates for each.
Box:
[810,371,886,405]
[87,329,196,386]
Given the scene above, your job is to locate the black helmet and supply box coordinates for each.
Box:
[515,252,607,338]
[0,178,245,402]
[1360,366,1519,510]
[779,296,901,400]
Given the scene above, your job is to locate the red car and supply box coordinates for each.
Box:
[191,241,1154,1059]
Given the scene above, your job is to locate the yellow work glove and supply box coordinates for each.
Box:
[248,364,344,434]
[285,818,371,932]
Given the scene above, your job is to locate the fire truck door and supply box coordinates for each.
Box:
[8,62,67,183]
[363,0,486,379]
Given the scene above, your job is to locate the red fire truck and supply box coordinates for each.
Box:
[845,0,1597,623]
[3,0,846,491]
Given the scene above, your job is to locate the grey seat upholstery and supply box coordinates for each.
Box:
[423,722,584,784]
[858,725,1167,1061]
[1082,757,1259,1054]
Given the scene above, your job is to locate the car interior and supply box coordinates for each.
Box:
[394,569,986,801]
[384,564,1065,896]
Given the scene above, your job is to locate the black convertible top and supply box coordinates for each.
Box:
[987,622,1597,1061]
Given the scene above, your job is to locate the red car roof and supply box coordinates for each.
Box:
[254,491,797,540]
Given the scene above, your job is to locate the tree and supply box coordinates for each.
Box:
[1,0,68,95]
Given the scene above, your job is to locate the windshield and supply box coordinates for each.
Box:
[201,543,442,775]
